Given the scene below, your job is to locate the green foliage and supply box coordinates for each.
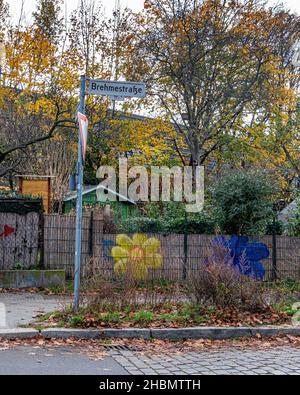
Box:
[163,216,215,234]
[133,310,154,324]
[272,302,299,316]
[286,199,300,236]
[0,192,43,214]
[100,312,121,323]
[267,279,300,293]
[118,217,162,233]
[68,315,85,327]
[211,170,275,235]
[265,220,284,235]
[118,202,216,234]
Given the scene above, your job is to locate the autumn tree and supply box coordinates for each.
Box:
[68,0,106,78]
[33,0,64,42]
[128,0,300,174]
[0,4,76,181]
[222,9,300,195]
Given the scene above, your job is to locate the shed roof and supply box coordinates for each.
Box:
[64,184,136,205]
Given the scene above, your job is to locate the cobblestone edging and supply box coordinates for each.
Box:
[1,326,300,340]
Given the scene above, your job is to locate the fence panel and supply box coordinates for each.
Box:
[43,213,103,277]
[263,235,300,281]
[0,212,39,269]
[42,214,300,282]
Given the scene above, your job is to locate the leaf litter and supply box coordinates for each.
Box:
[0,335,300,361]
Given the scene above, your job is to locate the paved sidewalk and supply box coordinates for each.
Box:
[111,346,300,375]
[0,293,69,328]
[0,344,300,375]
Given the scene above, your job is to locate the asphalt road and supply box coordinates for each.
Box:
[0,346,128,375]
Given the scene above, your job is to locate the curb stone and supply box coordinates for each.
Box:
[250,326,300,337]
[1,326,300,340]
[0,328,39,339]
[150,327,253,340]
[100,328,150,339]
[41,328,151,339]
[41,326,300,340]
[42,328,105,339]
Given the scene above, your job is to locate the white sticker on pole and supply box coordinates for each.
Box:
[78,112,88,161]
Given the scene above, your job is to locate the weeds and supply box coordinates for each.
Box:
[188,243,264,311]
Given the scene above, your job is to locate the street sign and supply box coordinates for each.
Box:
[77,112,88,161]
[89,79,146,99]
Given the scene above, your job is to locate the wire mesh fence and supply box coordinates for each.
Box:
[1,212,300,281]
[41,214,300,282]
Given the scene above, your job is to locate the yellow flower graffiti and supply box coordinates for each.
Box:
[111,234,163,280]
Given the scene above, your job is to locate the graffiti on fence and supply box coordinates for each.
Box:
[111,234,163,280]
[212,235,269,280]
[0,225,15,238]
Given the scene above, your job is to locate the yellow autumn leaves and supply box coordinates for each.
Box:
[111,234,163,280]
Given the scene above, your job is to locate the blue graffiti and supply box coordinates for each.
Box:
[212,235,269,280]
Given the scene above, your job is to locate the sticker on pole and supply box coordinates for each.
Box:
[78,112,88,161]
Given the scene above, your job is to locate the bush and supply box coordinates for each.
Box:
[286,199,300,236]
[211,170,275,235]
[188,242,264,311]
[118,204,216,234]
[118,217,162,233]
[163,215,216,234]
[265,220,284,235]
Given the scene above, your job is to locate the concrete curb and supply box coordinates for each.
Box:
[0,328,39,339]
[1,326,300,340]
[41,328,151,340]
[150,326,300,340]
[40,326,300,340]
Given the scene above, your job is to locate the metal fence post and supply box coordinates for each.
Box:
[271,215,278,281]
[88,210,94,256]
[183,233,188,280]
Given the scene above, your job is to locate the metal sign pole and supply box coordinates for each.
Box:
[73,75,86,312]
[73,77,145,312]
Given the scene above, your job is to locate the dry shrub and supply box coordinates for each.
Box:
[82,258,180,311]
[189,244,264,311]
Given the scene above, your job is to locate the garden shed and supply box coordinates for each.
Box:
[63,184,140,221]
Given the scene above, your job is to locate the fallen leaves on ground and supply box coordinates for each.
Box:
[1,335,300,360]
[39,304,289,329]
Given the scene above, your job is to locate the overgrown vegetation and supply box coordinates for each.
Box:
[211,170,275,235]
[34,244,300,329]
[188,243,264,311]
